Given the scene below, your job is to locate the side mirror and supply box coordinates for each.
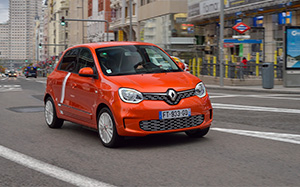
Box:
[79,67,97,78]
[177,62,185,70]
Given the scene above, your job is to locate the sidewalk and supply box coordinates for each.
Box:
[199,75,300,94]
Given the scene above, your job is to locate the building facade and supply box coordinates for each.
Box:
[138,0,194,56]
[0,23,9,60]
[9,0,40,64]
[187,0,300,63]
[68,0,88,46]
[87,0,114,42]
[45,0,69,60]
[109,0,138,41]
[42,0,90,63]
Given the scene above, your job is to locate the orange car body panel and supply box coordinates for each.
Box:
[45,42,213,136]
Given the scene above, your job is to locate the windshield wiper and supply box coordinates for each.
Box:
[150,69,175,73]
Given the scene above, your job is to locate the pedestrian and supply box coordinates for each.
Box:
[241,57,248,75]
[237,57,247,80]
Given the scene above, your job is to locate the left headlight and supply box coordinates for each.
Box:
[119,88,143,103]
[195,82,206,98]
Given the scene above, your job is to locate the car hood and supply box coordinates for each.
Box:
[108,72,201,92]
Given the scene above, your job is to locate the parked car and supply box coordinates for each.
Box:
[171,56,190,73]
[44,42,213,148]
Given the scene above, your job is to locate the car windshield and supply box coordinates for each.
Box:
[96,45,181,76]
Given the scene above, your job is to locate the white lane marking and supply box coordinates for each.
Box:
[0,145,114,187]
[212,103,300,114]
[210,95,239,98]
[37,80,46,84]
[60,72,71,104]
[209,93,300,101]
[212,128,300,145]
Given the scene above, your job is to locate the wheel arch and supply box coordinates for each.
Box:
[96,103,110,121]
[44,93,52,104]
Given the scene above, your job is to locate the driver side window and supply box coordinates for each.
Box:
[76,48,96,73]
[58,48,79,72]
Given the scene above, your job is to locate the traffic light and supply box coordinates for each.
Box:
[61,16,65,26]
[39,43,42,49]
[25,59,28,63]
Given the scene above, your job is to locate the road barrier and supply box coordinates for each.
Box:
[188,58,283,80]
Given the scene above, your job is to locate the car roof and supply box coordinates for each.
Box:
[69,41,156,51]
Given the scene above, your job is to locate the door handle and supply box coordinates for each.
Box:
[71,83,77,89]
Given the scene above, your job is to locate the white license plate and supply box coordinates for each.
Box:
[159,108,191,120]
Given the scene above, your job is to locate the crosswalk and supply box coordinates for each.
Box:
[0,85,22,92]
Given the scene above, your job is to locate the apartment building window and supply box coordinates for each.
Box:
[88,0,93,17]
[133,4,136,15]
[111,9,116,20]
[99,0,104,11]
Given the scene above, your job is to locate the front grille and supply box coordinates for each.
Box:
[139,115,204,131]
[143,89,195,105]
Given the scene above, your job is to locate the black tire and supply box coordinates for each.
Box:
[97,107,123,148]
[185,127,210,138]
[44,97,64,128]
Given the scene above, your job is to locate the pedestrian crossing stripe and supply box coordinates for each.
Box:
[0,85,22,92]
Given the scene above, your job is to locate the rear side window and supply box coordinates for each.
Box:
[58,48,79,72]
[76,48,95,73]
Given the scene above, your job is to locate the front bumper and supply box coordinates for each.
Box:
[112,95,213,136]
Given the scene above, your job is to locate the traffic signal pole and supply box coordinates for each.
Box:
[61,18,110,41]
[39,43,68,48]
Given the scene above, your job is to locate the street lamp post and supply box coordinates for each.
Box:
[219,0,224,87]
[129,0,132,41]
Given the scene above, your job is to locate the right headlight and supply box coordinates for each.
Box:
[118,88,143,103]
[195,82,206,98]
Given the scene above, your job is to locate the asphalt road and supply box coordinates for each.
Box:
[0,76,299,186]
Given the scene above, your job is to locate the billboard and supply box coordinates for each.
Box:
[188,0,282,19]
[225,0,262,9]
[285,27,300,70]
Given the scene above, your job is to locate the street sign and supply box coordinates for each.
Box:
[232,35,250,39]
[224,39,262,44]
[232,22,250,34]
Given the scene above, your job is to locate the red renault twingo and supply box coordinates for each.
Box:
[44,42,213,147]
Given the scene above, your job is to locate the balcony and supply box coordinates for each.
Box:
[60,0,69,10]
[110,19,122,30]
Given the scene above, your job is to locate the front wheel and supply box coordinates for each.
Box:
[185,127,210,138]
[44,97,64,128]
[97,107,123,148]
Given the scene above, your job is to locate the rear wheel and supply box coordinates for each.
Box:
[97,107,123,148]
[185,127,210,138]
[44,97,64,128]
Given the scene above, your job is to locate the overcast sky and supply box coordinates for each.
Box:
[0,0,9,24]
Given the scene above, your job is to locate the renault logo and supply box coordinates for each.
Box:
[167,89,177,102]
